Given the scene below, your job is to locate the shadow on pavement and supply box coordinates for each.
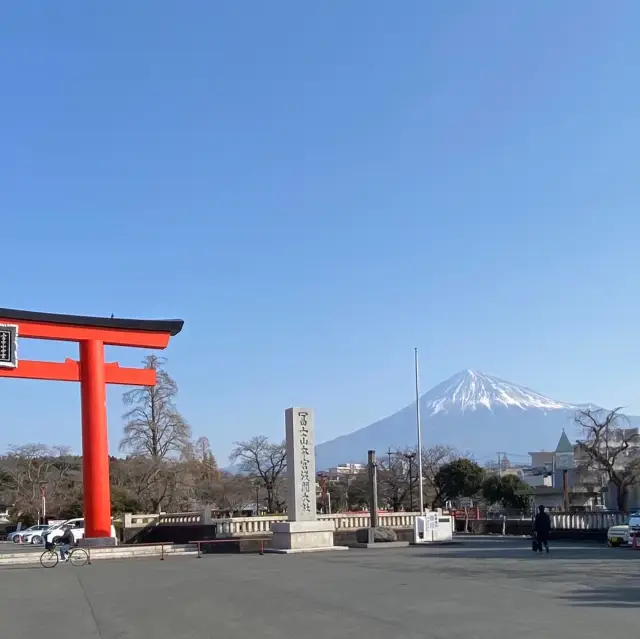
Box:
[561,583,640,608]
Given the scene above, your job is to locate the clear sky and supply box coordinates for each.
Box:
[2,1,640,462]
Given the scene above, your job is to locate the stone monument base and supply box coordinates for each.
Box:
[267,520,348,554]
[78,537,117,548]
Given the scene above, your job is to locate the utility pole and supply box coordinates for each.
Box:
[401,451,417,512]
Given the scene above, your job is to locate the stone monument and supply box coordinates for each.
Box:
[269,407,347,553]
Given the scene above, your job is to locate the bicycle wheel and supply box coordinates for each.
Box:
[40,550,59,568]
[69,548,89,567]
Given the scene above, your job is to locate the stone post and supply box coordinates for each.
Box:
[367,450,379,543]
[268,408,347,554]
[285,408,316,522]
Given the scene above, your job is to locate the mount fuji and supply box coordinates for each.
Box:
[315,370,605,470]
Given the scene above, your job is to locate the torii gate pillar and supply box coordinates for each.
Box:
[0,308,183,542]
[79,339,110,538]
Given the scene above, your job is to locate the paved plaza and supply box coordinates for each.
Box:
[0,538,639,638]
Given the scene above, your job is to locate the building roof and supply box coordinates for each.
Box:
[0,307,183,336]
[555,430,574,454]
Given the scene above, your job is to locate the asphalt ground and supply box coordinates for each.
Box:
[0,538,638,639]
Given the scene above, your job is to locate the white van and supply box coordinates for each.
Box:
[607,512,640,547]
[43,518,118,545]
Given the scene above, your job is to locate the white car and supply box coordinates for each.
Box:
[8,524,51,544]
[607,513,640,547]
[43,518,118,545]
[22,525,58,545]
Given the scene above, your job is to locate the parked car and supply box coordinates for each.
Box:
[8,524,51,544]
[43,518,118,545]
[22,525,58,545]
[607,512,640,547]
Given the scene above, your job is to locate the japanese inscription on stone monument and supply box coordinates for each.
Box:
[0,324,18,368]
[285,407,316,522]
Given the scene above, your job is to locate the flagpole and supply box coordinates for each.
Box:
[415,347,425,515]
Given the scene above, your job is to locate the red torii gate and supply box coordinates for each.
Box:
[0,308,183,544]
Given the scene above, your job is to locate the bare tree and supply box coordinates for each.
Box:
[119,355,191,512]
[120,355,191,459]
[229,436,286,513]
[575,407,640,511]
[422,444,461,508]
[202,471,254,514]
[0,444,79,522]
[378,449,418,511]
[192,436,219,481]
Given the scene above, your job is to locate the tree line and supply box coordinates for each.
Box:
[0,355,239,524]
[2,357,639,525]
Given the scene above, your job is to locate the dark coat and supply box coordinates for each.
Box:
[59,529,75,545]
[534,512,551,536]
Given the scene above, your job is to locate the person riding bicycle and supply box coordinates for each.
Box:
[58,525,75,561]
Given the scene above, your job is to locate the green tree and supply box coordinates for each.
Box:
[434,458,485,503]
[482,474,531,511]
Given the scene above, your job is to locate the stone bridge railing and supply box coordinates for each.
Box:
[550,512,626,530]
[120,510,627,537]
[120,511,421,536]
[211,512,421,536]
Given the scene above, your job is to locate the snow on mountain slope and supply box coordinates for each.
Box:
[314,370,592,470]
[424,369,575,415]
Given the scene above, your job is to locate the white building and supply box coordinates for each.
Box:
[325,463,365,482]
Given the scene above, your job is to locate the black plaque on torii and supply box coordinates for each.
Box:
[0,324,18,368]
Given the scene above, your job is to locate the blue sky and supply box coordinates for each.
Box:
[2,1,640,461]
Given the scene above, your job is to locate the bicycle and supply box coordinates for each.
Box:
[40,544,89,568]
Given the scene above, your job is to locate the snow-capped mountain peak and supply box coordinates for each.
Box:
[423,369,574,415]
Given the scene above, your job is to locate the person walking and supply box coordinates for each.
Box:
[533,504,551,553]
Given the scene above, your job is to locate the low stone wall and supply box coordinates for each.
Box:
[122,512,423,544]
[0,543,198,567]
[454,517,615,542]
[197,528,417,554]
[125,524,219,545]
[122,510,624,544]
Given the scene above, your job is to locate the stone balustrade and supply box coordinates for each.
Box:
[120,513,161,528]
[121,510,628,538]
[207,512,425,536]
[550,511,626,530]
[158,512,203,525]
